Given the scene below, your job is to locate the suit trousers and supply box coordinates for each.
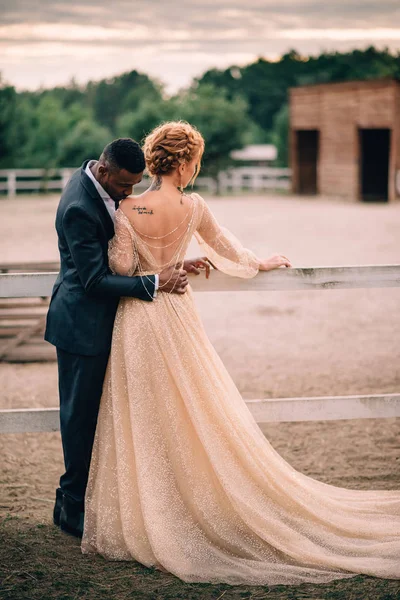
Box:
[56,347,110,507]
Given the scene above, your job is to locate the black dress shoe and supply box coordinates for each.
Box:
[53,488,64,527]
[59,494,84,539]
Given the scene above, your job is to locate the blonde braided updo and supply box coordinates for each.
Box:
[143,121,205,181]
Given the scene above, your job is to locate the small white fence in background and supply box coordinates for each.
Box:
[0,169,75,197]
[0,265,399,434]
[0,167,291,198]
[218,167,291,194]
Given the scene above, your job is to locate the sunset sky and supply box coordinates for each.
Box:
[1,0,400,92]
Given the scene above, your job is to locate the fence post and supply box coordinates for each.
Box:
[61,169,71,189]
[218,171,229,195]
[8,172,16,198]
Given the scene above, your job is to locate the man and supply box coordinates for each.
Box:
[45,138,208,538]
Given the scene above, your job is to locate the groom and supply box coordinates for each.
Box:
[45,138,208,538]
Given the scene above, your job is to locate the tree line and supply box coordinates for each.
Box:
[1,46,399,175]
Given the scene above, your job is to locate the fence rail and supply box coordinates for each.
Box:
[2,394,399,434]
[1,265,400,298]
[218,167,291,194]
[0,265,399,430]
[0,167,291,197]
[0,168,74,196]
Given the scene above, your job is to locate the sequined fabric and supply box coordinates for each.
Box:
[81,193,400,585]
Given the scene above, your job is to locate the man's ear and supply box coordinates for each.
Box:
[98,163,108,177]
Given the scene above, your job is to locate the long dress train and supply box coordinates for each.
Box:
[81,193,400,585]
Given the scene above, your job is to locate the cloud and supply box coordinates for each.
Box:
[1,0,399,29]
[0,0,399,91]
[278,28,400,41]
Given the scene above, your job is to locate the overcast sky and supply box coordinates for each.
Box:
[1,0,400,92]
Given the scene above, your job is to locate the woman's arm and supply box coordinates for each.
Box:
[195,194,291,278]
[108,210,137,277]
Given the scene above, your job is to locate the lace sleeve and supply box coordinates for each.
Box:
[194,194,260,279]
[108,210,138,277]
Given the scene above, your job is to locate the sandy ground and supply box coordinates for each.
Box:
[0,192,399,522]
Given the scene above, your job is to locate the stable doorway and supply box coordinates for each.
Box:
[359,128,390,202]
[296,130,319,195]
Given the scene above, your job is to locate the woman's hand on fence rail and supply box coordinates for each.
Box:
[259,254,292,271]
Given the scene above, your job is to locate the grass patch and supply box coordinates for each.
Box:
[1,515,399,600]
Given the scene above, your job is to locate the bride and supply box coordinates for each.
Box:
[81,121,400,585]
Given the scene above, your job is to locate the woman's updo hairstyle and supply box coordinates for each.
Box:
[143,121,204,183]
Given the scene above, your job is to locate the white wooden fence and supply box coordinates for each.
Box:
[0,169,75,196]
[1,265,399,434]
[0,167,291,197]
[218,167,291,194]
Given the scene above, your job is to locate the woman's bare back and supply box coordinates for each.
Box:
[119,189,197,269]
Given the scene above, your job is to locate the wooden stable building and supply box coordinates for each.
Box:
[289,79,400,202]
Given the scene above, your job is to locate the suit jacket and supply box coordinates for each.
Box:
[45,160,155,356]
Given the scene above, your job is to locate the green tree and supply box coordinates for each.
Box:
[89,70,163,132]
[116,97,178,143]
[57,119,112,167]
[0,80,18,168]
[23,95,71,168]
[10,96,36,168]
[174,84,252,179]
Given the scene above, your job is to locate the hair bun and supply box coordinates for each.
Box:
[143,121,204,178]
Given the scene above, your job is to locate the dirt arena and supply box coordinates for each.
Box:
[0,192,399,599]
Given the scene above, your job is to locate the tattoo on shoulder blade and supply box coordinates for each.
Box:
[132,205,154,215]
[149,175,162,191]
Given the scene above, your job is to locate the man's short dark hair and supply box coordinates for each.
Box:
[100,138,145,174]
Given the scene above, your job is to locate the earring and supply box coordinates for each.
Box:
[178,174,184,204]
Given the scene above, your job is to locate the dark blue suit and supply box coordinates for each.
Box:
[45,161,155,507]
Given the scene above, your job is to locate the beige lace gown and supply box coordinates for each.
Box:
[81,193,400,585]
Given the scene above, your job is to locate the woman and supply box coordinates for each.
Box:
[82,121,400,585]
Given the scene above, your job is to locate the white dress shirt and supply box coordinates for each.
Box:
[85,160,159,295]
[85,160,116,222]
